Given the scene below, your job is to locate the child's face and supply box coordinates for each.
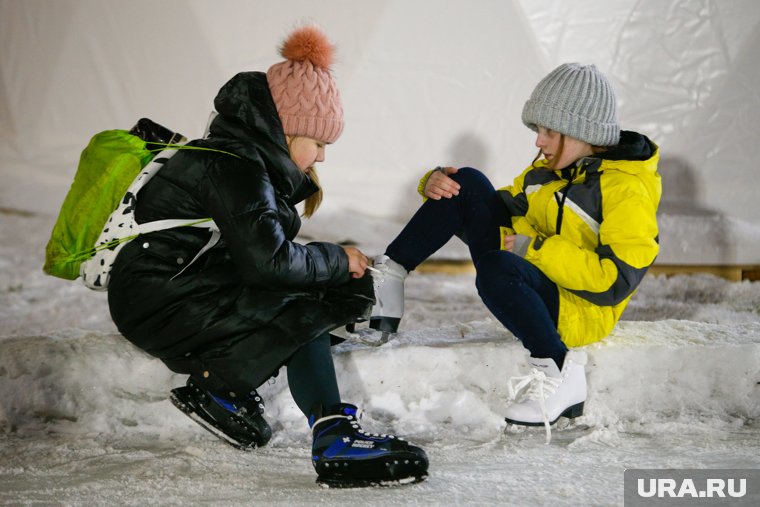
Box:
[535,127,593,169]
[288,136,326,174]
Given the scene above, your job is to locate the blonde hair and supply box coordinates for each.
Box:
[287,136,323,218]
[301,167,322,218]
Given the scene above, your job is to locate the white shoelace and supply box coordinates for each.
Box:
[367,264,405,283]
[508,369,562,444]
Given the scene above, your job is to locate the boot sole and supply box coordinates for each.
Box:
[170,386,271,450]
[315,452,428,488]
[317,473,427,489]
[504,401,585,427]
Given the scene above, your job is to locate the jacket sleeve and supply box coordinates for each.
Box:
[198,155,350,288]
[523,172,659,306]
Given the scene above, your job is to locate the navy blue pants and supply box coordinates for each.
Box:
[386,167,567,368]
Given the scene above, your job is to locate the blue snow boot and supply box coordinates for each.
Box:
[170,376,272,450]
[310,403,428,488]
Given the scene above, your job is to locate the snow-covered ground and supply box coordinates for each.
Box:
[1,210,759,506]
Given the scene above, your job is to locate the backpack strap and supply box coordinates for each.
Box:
[134,217,221,281]
[166,220,221,281]
[81,146,221,290]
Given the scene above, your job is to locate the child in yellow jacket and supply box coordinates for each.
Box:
[371,63,661,440]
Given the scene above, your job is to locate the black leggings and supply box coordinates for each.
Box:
[286,333,341,418]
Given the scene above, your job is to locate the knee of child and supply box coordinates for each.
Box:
[451,166,489,187]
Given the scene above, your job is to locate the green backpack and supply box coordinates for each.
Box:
[43,119,219,289]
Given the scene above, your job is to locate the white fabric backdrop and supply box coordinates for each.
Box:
[2,0,759,261]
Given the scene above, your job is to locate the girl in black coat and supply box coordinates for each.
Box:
[107,26,427,487]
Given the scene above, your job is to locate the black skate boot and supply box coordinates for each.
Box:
[170,376,272,450]
[310,403,428,488]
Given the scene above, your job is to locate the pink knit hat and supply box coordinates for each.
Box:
[267,26,344,144]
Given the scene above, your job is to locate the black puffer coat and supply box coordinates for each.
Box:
[108,72,374,394]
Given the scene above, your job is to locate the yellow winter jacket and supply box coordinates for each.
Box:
[497,131,661,346]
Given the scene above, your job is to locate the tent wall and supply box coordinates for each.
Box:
[2,0,759,262]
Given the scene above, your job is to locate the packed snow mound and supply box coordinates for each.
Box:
[1,319,757,445]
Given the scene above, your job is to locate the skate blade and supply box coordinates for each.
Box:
[503,401,585,428]
[170,390,257,451]
[316,474,427,489]
[502,419,591,440]
[502,422,531,435]
[332,326,392,347]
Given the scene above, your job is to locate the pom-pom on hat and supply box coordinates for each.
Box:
[266,26,344,144]
[522,63,620,146]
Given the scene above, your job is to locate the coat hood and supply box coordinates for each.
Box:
[208,71,318,204]
[598,130,661,206]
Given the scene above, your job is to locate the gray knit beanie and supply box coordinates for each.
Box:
[522,63,620,146]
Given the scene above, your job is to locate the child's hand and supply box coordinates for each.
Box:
[503,234,517,252]
[342,246,369,278]
[424,167,461,200]
[503,234,533,258]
